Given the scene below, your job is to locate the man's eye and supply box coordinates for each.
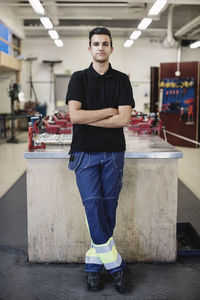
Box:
[103,43,109,46]
[93,43,99,46]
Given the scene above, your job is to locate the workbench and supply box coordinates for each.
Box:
[24,131,182,263]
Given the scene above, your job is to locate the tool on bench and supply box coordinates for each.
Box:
[129,112,163,135]
[28,115,46,150]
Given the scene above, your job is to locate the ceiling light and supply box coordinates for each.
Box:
[54,39,64,48]
[149,0,167,16]
[130,30,141,40]
[29,0,45,15]
[138,18,152,30]
[190,41,200,49]
[48,30,59,40]
[40,17,53,29]
[124,40,134,48]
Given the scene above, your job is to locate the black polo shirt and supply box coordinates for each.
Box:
[66,63,135,153]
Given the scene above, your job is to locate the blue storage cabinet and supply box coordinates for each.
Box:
[0,22,11,54]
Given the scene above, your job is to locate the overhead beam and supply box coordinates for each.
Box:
[2,0,200,6]
[23,25,167,33]
[167,0,200,4]
[0,2,128,7]
[129,0,200,4]
[190,27,200,36]
[174,15,200,38]
[17,6,148,20]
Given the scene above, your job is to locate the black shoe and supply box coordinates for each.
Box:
[112,270,128,293]
[86,272,103,291]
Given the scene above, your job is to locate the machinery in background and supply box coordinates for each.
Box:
[128,110,164,137]
[28,110,164,148]
[7,82,21,143]
[42,60,63,114]
[43,112,72,134]
[28,112,72,150]
[32,112,72,135]
[28,115,46,150]
[26,57,38,105]
[55,111,71,122]
[7,82,31,143]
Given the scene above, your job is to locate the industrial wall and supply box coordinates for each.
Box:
[1,35,199,114]
[20,36,199,114]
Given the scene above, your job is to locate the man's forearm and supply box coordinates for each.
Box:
[70,107,118,124]
[87,114,130,128]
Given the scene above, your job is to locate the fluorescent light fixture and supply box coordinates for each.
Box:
[54,39,64,47]
[190,41,200,49]
[130,30,141,40]
[149,0,167,16]
[48,30,59,40]
[138,18,152,30]
[29,0,45,15]
[124,40,134,48]
[40,17,53,29]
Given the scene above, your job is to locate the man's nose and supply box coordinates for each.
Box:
[99,43,103,50]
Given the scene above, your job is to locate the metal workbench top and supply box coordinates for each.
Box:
[24,132,183,159]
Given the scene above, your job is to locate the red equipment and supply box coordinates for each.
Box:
[30,112,72,137]
[56,112,71,122]
[55,112,72,128]
[28,123,46,150]
[53,115,68,127]
[42,119,72,134]
[128,112,162,135]
[42,119,60,134]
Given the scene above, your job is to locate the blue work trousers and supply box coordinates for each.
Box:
[68,151,126,274]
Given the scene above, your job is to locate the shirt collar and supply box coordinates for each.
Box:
[88,63,112,78]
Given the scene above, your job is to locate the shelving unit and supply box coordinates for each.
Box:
[159,61,200,147]
[0,51,21,72]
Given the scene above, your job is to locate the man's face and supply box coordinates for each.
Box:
[88,34,113,63]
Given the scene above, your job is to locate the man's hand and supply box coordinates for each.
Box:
[68,100,119,124]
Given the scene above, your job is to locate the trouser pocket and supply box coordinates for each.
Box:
[68,151,84,171]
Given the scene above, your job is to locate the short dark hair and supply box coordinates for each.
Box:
[89,27,113,47]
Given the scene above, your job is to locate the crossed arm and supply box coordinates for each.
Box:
[68,100,132,128]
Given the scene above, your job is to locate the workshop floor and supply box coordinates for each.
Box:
[0,131,200,299]
[0,131,27,198]
[177,146,200,200]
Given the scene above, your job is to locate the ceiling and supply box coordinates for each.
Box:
[1,0,200,43]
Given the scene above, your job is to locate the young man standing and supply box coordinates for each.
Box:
[66,27,135,293]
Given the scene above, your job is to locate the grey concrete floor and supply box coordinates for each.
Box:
[0,174,200,300]
[0,251,200,300]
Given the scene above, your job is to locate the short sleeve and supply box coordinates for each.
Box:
[66,71,84,105]
[118,75,135,108]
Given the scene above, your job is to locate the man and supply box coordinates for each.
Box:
[66,27,135,293]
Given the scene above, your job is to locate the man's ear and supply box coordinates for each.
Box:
[111,47,114,54]
[88,46,91,54]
